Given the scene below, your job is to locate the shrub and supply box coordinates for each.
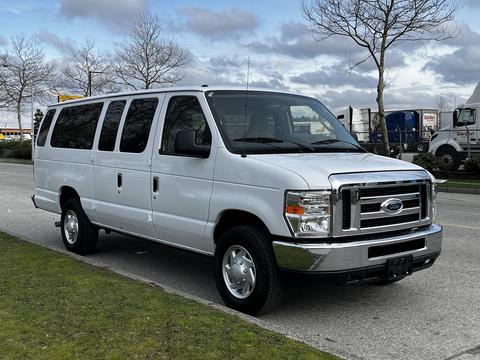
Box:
[464,155,480,173]
[0,140,32,159]
[0,139,32,150]
[412,152,440,173]
[0,148,31,159]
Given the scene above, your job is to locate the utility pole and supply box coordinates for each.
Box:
[87,70,104,97]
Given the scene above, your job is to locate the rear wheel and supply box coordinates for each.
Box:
[436,146,460,171]
[214,225,281,315]
[61,198,98,255]
[417,142,427,153]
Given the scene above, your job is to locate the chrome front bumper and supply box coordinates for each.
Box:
[273,224,442,273]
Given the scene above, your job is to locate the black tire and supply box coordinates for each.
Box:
[417,142,427,153]
[436,146,460,171]
[60,198,98,255]
[214,225,281,315]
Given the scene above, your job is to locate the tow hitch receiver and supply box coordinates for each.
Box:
[386,255,413,280]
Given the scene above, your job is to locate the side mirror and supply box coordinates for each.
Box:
[453,110,458,127]
[174,129,210,158]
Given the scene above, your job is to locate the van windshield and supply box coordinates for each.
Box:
[205,90,363,154]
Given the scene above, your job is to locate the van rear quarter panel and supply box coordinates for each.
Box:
[34,148,94,214]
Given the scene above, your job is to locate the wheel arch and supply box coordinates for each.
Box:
[59,186,80,210]
[433,141,463,156]
[213,210,271,244]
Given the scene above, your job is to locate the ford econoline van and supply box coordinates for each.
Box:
[33,87,442,314]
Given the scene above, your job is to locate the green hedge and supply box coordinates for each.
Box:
[412,152,440,173]
[0,148,31,159]
[0,140,32,159]
[464,155,480,173]
[0,139,32,150]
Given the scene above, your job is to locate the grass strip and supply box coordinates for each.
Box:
[0,232,337,360]
[437,179,480,189]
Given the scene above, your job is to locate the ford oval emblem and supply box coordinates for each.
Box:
[381,198,404,214]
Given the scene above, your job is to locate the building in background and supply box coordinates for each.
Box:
[0,128,32,140]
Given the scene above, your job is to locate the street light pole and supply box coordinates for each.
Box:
[88,70,92,97]
[87,70,104,97]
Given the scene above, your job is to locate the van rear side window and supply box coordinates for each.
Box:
[36,109,56,147]
[98,101,126,151]
[120,98,159,153]
[51,103,104,149]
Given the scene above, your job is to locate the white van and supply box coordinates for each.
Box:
[33,87,442,314]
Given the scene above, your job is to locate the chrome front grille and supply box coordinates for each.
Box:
[330,171,432,237]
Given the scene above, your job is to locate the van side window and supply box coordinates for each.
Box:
[98,101,126,151]
[160,96,211,155]
[120,98,159,153]
[36,109,56,146]
[50,103,103,149]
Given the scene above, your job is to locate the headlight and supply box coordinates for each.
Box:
[431,179,446,222]
[285,191,331,237]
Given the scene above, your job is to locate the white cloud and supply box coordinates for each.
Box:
[423,23,480,85]
[180,6,258,40]
[58,0,145,30]
[34,30,73,54]
[247,22,363,59]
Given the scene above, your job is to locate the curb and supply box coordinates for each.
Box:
[0,227,353,360]
[438,187,480,195]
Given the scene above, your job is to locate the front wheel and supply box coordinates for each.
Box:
[61,198,98,255]
[214,225,281,315]
[436,147,460,171]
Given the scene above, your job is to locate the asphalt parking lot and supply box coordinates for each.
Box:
[0,162,479,360]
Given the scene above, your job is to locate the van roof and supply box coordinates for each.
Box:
[50,86,300,107]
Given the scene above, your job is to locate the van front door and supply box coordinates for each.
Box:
[151,93,216,253]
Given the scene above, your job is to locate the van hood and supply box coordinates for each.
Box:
[249,152,425,189]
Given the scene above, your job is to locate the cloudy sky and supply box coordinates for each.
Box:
[1,0,480,127]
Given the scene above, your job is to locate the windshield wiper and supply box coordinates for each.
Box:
[233,137,315,152]
[310,139,365,152]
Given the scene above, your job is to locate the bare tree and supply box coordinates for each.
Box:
[0,35,55,140]
[112,11,189,90]
[436,96,450,111]
[57,40,114,97]
[303,0,460,154]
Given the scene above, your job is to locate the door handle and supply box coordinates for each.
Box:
[153,176,159,193]
[117,173,123,188]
